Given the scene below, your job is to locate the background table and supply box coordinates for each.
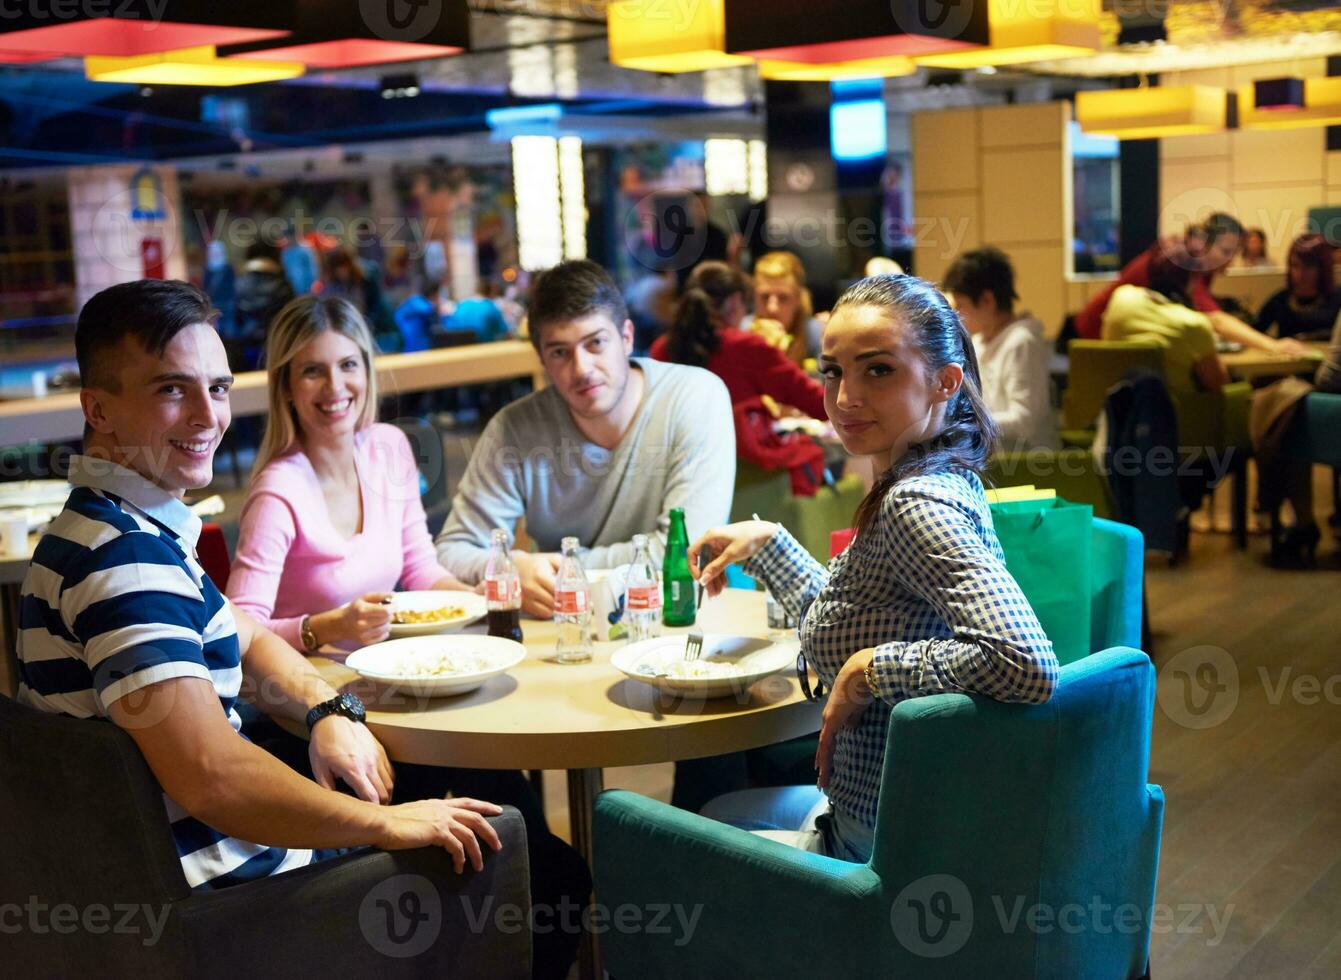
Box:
[299,587,822,980]
[1221,342,1327,381]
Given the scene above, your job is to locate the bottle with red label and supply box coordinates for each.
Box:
[554,536,593,664]
[484,528,523,643]
[624,533,662,643]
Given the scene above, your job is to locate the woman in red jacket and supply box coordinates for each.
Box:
[651,261,827,419]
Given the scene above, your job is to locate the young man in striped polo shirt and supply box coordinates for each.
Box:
[17,279,502,889]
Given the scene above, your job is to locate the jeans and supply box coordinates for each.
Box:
[700,786,874,864]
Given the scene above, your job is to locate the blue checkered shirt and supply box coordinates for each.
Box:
[744,468,1058,831]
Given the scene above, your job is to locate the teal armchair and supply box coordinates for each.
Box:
[743,511,1144,787]
[594,648,1163,979]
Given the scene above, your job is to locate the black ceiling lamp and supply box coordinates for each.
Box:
[722,0,989,64]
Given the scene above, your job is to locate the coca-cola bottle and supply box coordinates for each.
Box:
[484,528,523,642]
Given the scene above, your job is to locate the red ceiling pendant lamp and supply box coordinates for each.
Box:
[228,0,469,69]
[0,1,290,58]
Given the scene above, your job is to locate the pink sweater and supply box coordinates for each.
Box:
[227,423,449,651]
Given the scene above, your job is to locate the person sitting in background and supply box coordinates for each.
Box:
[227,293,588,979]
[448,279,510,342]
[435,259,734,615]
[19,279,503,892]
[234,240,295,370]
[746,251,826,365]
[1235,227,1271,269]
[394,269,444,354]
[651,261,826,420]
[320,245,395,340]
[944,246,1058,451]
[202,239,236,340]
[1255,233,1340,341]
[687,273,1057,863]
[1101,244,1230,396]
[1076,213,1300,358]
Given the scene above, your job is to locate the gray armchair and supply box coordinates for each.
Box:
[0,694,532,979]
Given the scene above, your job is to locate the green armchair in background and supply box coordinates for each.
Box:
[729,459,867,565]
[594,648,1163,980]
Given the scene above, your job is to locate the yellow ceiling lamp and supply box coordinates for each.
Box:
[607,0,753,73]
[1076,86,1227,140]
[86,45,304,86]
[1239,77,1341,130]
[915,0,1100,69]
[758,55,917,81]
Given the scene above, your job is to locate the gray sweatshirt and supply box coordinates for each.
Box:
[435,358,735,583]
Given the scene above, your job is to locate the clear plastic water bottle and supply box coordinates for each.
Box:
[624,533,662,643]
[554,536,593,664]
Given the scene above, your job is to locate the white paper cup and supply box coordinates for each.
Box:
[0,509,30,557]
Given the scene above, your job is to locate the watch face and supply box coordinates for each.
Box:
[338,693,366,722]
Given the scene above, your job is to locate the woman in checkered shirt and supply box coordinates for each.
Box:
[690,273,1059,863]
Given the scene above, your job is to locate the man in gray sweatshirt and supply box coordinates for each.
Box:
[435,260,735,617]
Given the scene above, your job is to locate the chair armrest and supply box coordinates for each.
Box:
[174,810,531,980]
[593,790,884,979]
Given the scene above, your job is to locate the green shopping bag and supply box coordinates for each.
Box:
[989,497,1094,667]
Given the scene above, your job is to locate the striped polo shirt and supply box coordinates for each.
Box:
[17,455,313,889]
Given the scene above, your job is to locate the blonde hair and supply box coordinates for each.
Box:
[753,250,814,364]
[251,294,380,480]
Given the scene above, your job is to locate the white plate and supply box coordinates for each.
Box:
[611,633,797,699]
[386,590,487,637]
[346,634,526,697]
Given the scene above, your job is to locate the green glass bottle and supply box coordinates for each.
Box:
[662,507,696,627]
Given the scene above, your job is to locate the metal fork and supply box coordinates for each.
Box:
[684,626,704,662]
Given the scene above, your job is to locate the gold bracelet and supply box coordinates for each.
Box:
[300,615,319,653]
[863,661,878,698]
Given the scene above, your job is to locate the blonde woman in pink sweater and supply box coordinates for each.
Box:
[227,293,590,979]
[228,294,469,654]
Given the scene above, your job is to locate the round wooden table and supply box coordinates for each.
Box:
[302,587,822,980]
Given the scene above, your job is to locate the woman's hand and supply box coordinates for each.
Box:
[312,592,394,647]
[689,521,778,598]
[1274,336,1311,357]
[815,648,877,790]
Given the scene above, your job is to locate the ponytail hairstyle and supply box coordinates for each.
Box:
[666,261,748,367]
[840,274,1000,538]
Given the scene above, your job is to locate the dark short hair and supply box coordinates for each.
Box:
[526,260,628,350]
[1195,211,1243,247]
[942,246,1018,313]
[76,279,219,391]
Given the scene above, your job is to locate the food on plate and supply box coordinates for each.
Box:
[378,650,490,678]
[645,660,743,680]
[391,604,466,625]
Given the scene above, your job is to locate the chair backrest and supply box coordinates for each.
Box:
[827,513,1143,654]
[872,648,1161,979]
[197,522,232,593]
[390,417,449,511]
[1285,392,1341,467]
[0,695,190,909]
[1063,340,1163,432]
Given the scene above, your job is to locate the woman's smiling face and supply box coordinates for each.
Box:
[819,303,962,468]
[286,329,367,442]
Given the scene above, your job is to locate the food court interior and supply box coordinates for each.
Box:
[2,2,1341,978]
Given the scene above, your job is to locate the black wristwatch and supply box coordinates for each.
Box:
[305,692,366,731]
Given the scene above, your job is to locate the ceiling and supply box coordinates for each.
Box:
[2,1,1341,173]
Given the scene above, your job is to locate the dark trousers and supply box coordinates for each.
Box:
[240,703,589,980]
